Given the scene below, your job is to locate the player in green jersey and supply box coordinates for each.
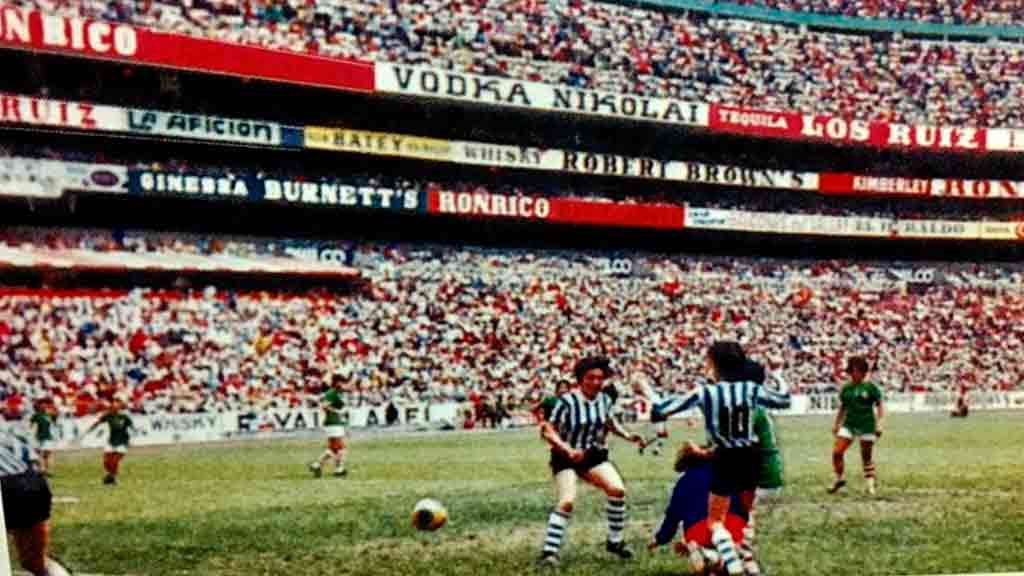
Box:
[829,356,885,495]
[29,400,57,477]
[310,379,348,478]
[83,400,135,486]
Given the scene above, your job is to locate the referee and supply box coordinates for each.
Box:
[538,356,645,567]
[651,342,790,576]
[0,428,69,576]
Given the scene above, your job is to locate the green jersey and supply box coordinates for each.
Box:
[322,389,346,426]
[839,381,882,434]
[753,408,783,489]
[100,413,134,447]
[31,412,56,442]
[538,396,559,421]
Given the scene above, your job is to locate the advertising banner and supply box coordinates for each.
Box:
[978,221,1024,241]
[685,207,984,240]
[709,105,987,153]
[127,109,289,147]
[305,126,452,161]
[376,63,709,127]
[128,169,424,212]
[0,157,127,198]
[0,8,374,92]
[429,190,684,230]
[819,173,1024,199]
[0,92,126,131]
[347,403,459,428]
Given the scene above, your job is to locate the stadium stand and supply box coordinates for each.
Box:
[13,0,1024,127]
[731,0,1024,26]
[1,229,1021,420]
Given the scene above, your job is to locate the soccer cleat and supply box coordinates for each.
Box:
[827,479,846,494]
[537,552,560,568]
[103,474,116,486]
[606,540,634,560]
[309,462,322,478]
[333,467,348,478]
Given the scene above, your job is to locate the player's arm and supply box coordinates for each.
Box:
[83,414,106,436]
[874,388,885,437]
[832,405,846,436]
[541,401,582,462]
[651,389,701,422]
[606,414,644,447]
[755,385,791,410]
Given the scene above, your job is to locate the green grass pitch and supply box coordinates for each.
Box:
[28,412,1024,576]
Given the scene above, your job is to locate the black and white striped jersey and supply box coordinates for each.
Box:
[548,390,616,452]
[653,381,791,449]
[0,429,36,476]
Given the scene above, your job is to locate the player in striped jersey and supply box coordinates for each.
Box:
[651,342,791,576]
[538,356,646,567]
[0,430,71,576]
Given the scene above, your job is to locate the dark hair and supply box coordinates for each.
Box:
[707,341,747,381]
[742,359,766,385]
[573,356,612,383]
[847,356,870,374]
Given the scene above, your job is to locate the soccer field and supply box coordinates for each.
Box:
[28,412,1024,576]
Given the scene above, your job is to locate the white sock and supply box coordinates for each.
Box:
[607,497,626,544]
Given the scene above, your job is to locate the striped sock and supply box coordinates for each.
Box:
[542,510,571,556]
[711,524,744,576]
[607,497,626,544]
[864,463,876,479]
[739,512,759,575]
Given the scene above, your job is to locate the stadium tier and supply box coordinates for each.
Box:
[732,0,1024,25]
[0,228,1021,421]
[3,0,1024,140]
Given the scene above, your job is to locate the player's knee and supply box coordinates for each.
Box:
[606,485,625,499]
[556,499,574,514]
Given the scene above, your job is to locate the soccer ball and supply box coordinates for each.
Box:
[411,498,448,531]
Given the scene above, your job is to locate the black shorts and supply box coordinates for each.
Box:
[709,447,759,497]
[550,448,610,476]
[1,472,52,530]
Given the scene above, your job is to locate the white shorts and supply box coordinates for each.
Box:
[105,444,128,454]
[755,487,783,502]
[838,427,876,443]
[38,440,55,452]
[325,426,347,439]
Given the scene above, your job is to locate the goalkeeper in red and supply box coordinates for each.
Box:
[828,356,885,496]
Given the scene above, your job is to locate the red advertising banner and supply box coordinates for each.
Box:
[0,8,374,92]
[819,173,1024,199]
[709,105,987,153]
[428,191,684,230]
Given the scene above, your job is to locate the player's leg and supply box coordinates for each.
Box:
[708,493,743,576]
[12,521,49,576]
[829,432,853,493]
[38,448,51,476]
[583,461,632,559]
[540,469,577,564]
[109,447,126,483]
[332,436,348,477]
[102,449,116,484]
[707,450,747,576]
[859,437,877,495]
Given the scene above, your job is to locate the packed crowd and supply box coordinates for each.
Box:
[1,229,1022,419]
[19,0,1024,127]
[733,0,1024,26]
